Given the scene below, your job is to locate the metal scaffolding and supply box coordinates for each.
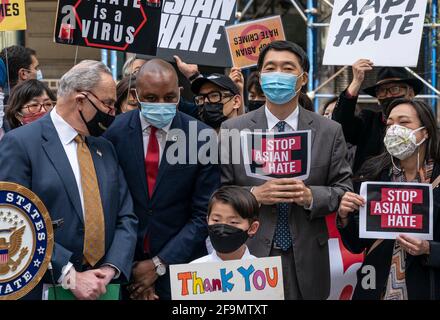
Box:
[239,0,440,116]
[299,0,440,114]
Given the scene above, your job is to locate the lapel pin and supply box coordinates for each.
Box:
[171,135,178,142]
[96,149,102,157]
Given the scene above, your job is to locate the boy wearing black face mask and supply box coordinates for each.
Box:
[191,186,260,263]
[331,60,424,174]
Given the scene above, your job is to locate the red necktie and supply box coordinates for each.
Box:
[145,126,159,198]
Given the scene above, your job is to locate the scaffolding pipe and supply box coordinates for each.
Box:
[405,67,440,96]
[310,66,348,95]
[238,0,255,21]
[314,93,439,99]
[431,0,438,113]
[101,49,108,68]
[306,0,317,111]
[290,0,308,22]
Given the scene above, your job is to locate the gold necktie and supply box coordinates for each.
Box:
[74,135,105,266]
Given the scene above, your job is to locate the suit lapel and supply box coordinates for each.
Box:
[41,116,84,223]
[129,112,149,202]
[297,107,317,147]
[87,137,106,210]
[249,106,269,130]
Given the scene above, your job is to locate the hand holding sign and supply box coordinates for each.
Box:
[347,59,374,96]
[338,192,366,218]
[396,234,430,256]
[252,178,312,207]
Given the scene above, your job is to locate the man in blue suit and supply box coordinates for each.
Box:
[0,60,138,300]
[104,59,220,300]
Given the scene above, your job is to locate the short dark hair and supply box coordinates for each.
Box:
[257,41,309,73]
[115,75,137,114]
[6,79,55,129]
[207,186,259,222]
[0,46,36,88]
[322,96,338,115]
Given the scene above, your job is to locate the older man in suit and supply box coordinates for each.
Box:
[220,41,353,300]
[104,59,220,300]
[0,60,138,300]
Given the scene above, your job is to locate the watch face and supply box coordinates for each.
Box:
[156,264,166,276]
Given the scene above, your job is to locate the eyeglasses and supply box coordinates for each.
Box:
[21,101,54,114]
[83,91,115,115]
[194,91,234,106]
[376,84,409,99]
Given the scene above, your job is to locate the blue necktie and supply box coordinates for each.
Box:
[273,121,292,251]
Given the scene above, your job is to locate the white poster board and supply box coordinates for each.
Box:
[170,256,284,300]
[323,0,427,66]
[359,181,433,240]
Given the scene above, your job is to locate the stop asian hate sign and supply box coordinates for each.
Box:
[241,130,311,181]
[360,182,433,240]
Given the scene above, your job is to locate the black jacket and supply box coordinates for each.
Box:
[338,165,440,300]
[332,89,386,174]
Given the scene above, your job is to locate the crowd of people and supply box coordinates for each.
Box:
[0,39,438,300]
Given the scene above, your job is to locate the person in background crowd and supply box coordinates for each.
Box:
[321,97,338,119]
[0,58,6,139]
[246,71,266,112]
[220,40,353,300]
[191,186,260,263]
[192,73,242,131]
[6,79,56,129]
[0,45,41,91]
[332,59,424,174]
[115,75,137,114]
[104,59,220,300]
[337,99,440,300]
[0,60,138,300]
[122,55,148,77]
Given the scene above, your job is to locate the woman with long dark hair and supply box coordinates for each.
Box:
[337,98,440,300]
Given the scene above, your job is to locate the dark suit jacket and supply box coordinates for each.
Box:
[104,110,221,299]
[220,106,353,299]
[0,113,138,299]
[339,165,440,300]
[332,89,386,174]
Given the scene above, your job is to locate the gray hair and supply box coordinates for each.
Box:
[122,56,136,77]
[57,60,112,97]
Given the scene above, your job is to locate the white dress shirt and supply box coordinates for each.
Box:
[139,112,172,163]
[51,108,85,214]
[51,108,120,282]
[263,105,313,210]
[265,104,299,132]
[190,246,256,264]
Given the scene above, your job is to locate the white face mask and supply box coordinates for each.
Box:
[384,124,426,160]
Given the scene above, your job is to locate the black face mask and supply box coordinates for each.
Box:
[247,100,265,112]
[199,103,228,129]
[208,223,249,254]
[379,95,405,115]
[80,97,115,137]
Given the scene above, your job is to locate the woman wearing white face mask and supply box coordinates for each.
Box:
[336,98,440,300]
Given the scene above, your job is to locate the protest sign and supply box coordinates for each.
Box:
[325,213,364,300]
[323,0,427,66]
[0,0,26,31]
[360,182,433,240]
[240,130,311,181]
[224,15,285,69]
[54,0,161,55]
[170,256,283,300]
[156,0,236,67]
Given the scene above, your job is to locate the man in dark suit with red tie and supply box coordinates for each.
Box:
[104,59,220,300]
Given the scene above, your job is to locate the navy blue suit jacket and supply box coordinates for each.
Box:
[104,110,220,299]
[0,114,138,298]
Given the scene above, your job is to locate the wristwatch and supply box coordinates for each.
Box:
[152,256,166,276]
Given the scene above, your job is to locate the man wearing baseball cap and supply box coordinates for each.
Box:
[191,73,243,131]
[332,59,424,173]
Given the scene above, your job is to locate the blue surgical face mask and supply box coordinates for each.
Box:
[136,91,178,128]
[260,72,303,105]
[36,69,43,81]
